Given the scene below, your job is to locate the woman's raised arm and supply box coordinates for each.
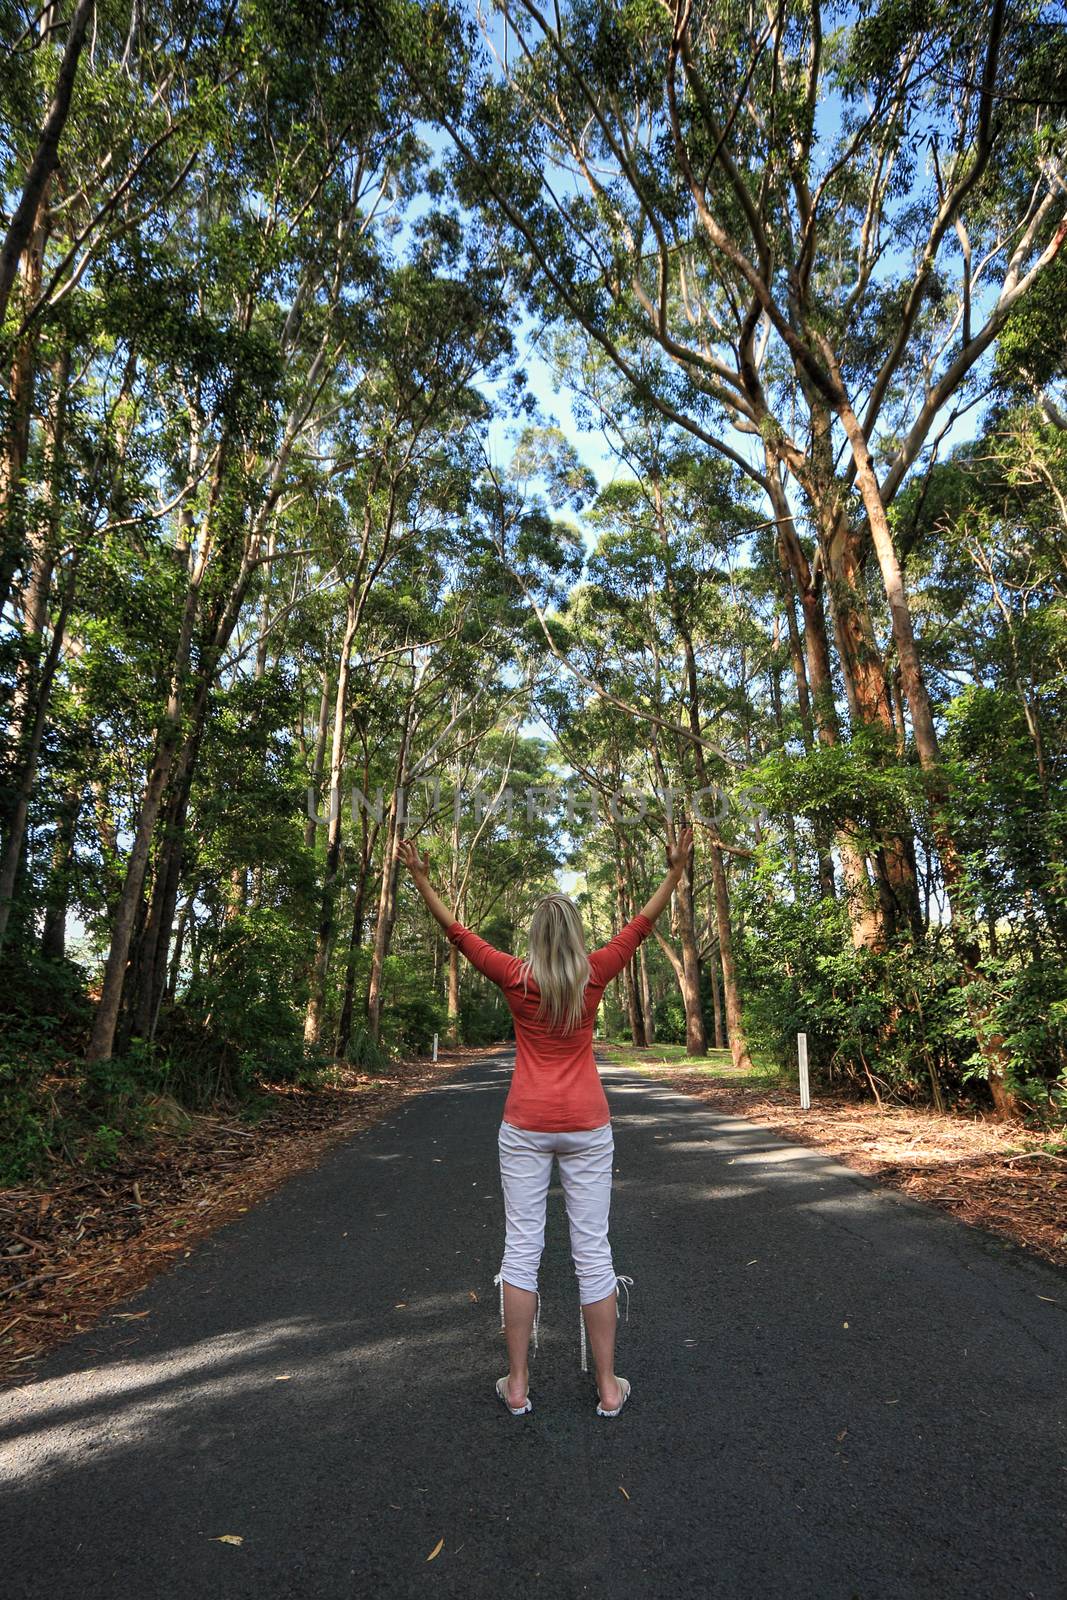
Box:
[396,837,520,989]
[638,825,694,925]
[396,838,457,932]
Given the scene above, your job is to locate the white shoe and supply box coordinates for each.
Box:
[496,1375,532,1415]
[596,1377,631,1417]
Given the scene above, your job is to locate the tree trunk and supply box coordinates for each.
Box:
[86,697,188,1062]
[0,0,95,329]
[86,433,231,1062]
[0,341,72,945]
[706,840,750,1068]
[837,396,1018,1117]
[0,557,76,947]
[126,715,204,1046]
[366,692,418,1043]
[775,529,835,896]
[701,900,723,1047]
[446,776,463,1042]
[769,461,883,944]
[710,946,724,1048]
[769,617,799,882]
[649,743,708,1056]
[673,860,707,1056]
[167,898,191,1001]
[304,599,359,1046]
[41,779,82,959]
[673,625,747,1066]
[335,867,369,1059]
[366,797,402,1045]
[616,870,646,1046]
[304,666,332,851]
[637,941,655,1045]
[0,184,49,674]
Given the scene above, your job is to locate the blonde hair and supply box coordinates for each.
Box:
[519,894,592,1034]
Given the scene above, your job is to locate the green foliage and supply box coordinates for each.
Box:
[0,951,92,1182]
[377,955,449,1056]
[459,985,512,1048]
[749,737,918,836]
[736,892,971,1102]
[3,0,1067,1207]
[0,1054,54,1186]
[166,907,314,1102]
[995,254,1067,396]
[944,685,1067,940]
[343,1021,394,1074]
[652,990,691,1047]
[0,958,175,1181]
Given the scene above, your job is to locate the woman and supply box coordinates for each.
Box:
[396,825,693,1419]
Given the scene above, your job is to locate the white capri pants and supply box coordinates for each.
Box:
[493,1118,633,1371]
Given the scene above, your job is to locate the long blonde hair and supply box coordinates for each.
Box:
[519,894,592,1034]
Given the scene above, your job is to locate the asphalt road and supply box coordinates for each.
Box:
[2,1052,1066,1599]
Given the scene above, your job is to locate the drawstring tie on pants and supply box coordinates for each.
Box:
[492,1269,634,1372]
[493,1271,542,1357]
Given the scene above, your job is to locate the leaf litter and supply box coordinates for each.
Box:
[0,1046,491,1387]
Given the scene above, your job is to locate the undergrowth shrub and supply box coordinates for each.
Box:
[0,950,94,1183]
[377,954,447,1056]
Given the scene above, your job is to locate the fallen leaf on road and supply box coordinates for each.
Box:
[469,1291,478,1302]
[426,1538,444,1562]
[113,1311,150,1320]
[214,1535,243,1546]
[836,1429,847,1442]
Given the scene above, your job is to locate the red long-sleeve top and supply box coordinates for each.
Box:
[446,913,654,1131]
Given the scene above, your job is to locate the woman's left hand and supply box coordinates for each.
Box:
[667,824,694,876]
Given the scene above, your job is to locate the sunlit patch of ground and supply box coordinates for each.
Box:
[600,1042,1067,1276]
[0,1044,500,1388]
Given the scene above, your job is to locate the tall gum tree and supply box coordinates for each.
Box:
[440,0,1066,1112]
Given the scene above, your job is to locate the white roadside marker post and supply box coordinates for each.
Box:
[798,1032,810,1110]
[432,1032,439,1063]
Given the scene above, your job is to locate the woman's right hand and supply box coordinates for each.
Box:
[396,838,430,882]
[667,824,694,876]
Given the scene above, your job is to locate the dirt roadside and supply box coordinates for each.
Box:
[0,1044,501,1388]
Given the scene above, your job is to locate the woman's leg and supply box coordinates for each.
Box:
[497,1122,554,1403]
[557,1124,626,1409]
[580,1293,623,1410]
[502,1282,539,1402]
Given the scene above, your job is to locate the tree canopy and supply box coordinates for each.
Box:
[1,0,1065,1181]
